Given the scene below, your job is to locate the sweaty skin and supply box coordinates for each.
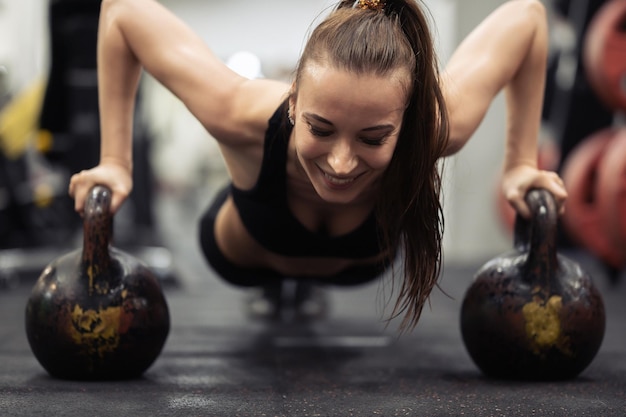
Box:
[68,0,568,278]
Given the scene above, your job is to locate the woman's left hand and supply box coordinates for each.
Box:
[501,164,568,218]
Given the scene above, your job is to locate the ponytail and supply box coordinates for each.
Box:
[295,0,449,332]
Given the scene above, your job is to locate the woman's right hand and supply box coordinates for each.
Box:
[68,162,133,215]
[501,164,567,219]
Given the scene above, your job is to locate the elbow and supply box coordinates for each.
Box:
[101,0,127,7]
[100,0,120,13]
[514,0,547,25]
[99,0,123,27]
[525,0,547,16]
[100,0,136,23]
[443,136,467,157]
[443,108,478,157]
[498,0,547,31]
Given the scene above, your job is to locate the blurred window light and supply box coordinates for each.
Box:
[226,51,263,79]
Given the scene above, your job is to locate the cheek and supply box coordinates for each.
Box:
[363,148,393,170]
[362,145,396,170]
[294,134,325,161]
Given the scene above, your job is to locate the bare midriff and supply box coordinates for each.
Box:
[213,196,385,278]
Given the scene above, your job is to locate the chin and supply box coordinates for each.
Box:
[312,176,371,205]
[316,191,358,205]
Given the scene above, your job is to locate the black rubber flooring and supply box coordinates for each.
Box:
[1,193,625,416]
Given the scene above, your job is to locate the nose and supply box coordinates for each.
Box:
[327,138,358,175]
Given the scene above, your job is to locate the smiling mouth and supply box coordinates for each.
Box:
[318,166,363,186]
[323,171,355,185]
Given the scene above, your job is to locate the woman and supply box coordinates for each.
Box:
[69,0,568,330]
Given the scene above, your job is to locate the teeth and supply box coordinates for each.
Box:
[323,172,354,185]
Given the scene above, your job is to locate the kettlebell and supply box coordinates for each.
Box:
[460,189,606,380]
[25,185,170,380]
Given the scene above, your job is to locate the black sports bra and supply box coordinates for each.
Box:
[230,102,382,258]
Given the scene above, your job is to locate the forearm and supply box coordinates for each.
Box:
[97,0,143,173]
[443,1,549,157]
[502,1,549,172]
[496,1,567,217]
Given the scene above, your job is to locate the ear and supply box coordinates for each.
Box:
[288,82,297,115]
[287,83,297,125]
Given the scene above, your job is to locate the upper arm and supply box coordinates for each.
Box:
[441,0,547,156]
[105,0,289,144]
[441,46,506,155]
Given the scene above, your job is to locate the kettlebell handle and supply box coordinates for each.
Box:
[82,185,114,276]
[513,188,559,284]
[84,185,113,219]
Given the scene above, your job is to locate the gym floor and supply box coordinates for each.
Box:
[1,187,625,417]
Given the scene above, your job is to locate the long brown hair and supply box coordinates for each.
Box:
[292,0,450,331]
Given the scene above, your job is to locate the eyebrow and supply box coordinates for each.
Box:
[303,112,395,132]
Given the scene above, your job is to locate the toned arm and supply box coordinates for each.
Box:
[442,0,547,158]
[70,0,289,212]
[441,0,566,216]
[98,0,281,149]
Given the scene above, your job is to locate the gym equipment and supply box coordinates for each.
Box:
[0,79,46,160]
[561,128,625,270]
[25,185,170,380]
[0,0,177,290]
[0,78,78,252]
[596,128,626,261]
[461,189,606,380]
[542,0,614,172]
[583,0,626,111]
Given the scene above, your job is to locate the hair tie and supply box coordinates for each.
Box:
[355,0,386,11]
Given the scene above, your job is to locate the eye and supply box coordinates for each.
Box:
[308,124,333,137]
[360,136,388,146]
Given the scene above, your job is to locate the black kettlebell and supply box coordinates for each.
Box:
[25,185,170,380]
[460,188,606,380]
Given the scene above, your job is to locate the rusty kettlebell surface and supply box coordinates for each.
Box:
[460,189,606,380]
[25,185,170,380]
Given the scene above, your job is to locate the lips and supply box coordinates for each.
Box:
[318,166,363,189]
[322,171,355,185]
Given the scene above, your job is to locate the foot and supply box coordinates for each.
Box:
[294,281,328,321]
[245,282,283,321]
[245,280,329,322]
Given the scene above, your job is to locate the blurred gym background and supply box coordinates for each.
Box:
[0,0,621,288]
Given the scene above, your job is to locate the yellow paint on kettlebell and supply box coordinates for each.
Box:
[86,264,105,296]
[69,304,122,358]
[522,295,573,357]
[86,265,116,296]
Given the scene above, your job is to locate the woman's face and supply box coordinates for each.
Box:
[291,64,409,204]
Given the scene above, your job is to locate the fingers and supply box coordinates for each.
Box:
[69,171,89,214]
[110,192,126,214]
[504,169,568,218]
[534,170,568,216]
[506,189,532,219]
[67,168,132,215]
[68,170,84,197]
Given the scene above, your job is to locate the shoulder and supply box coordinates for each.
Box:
[206,78,291,147]
[206,78,290,190]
